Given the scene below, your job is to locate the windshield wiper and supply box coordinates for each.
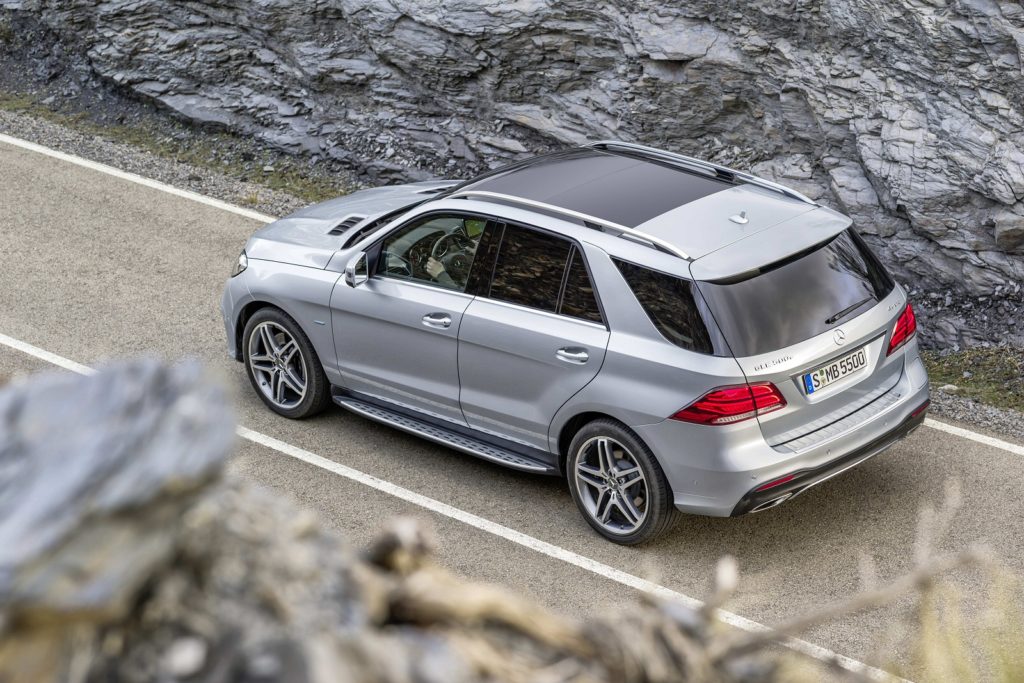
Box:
[825,297,873,325]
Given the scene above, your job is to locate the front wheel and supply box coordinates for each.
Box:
[566,420,678,545]
[243,308,330,419]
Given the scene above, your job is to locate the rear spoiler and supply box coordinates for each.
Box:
[688,207,851,282]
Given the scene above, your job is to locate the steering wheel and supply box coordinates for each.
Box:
[431,231,474,259]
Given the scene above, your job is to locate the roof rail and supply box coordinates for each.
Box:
[450,189,691,260]
[588,140,817,205]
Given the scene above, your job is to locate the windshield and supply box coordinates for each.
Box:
[695,229,894,357]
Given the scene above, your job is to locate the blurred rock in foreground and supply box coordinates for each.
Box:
[0,360,782,683]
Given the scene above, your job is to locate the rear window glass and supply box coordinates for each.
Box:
[489,224,572,313]
[696,229,894,357]
[559,248,603,324]
[614,259,721,355]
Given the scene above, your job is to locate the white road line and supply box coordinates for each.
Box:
[0,133,276,224]
[0,333,96,376]
[0,331,907,682]
[925,418,1024,457]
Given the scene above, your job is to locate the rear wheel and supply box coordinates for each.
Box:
[566,419,678,545]
[243,308,330,419]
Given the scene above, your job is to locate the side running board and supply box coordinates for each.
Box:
[334,396,556,474]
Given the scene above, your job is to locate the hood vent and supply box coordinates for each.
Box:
[328,215,366,235]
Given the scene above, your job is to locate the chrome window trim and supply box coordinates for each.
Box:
[469,294,609,331]
[372,273,477,300]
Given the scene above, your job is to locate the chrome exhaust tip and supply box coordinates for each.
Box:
[750,492,793,513]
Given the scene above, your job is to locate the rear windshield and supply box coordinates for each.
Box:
[696,229,894,357]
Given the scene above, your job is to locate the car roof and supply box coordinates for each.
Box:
[460,147,733,229]
[453,144,835,264]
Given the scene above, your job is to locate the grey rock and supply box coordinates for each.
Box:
[2,0,1024,340]
[0,359,783,683]
[994,209,1024,252]
[161,637,207,678]
[0,358,234,616]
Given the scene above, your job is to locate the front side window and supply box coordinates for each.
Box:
[488,224,572,312]
[615,259,719,355]
[378,214,487,292]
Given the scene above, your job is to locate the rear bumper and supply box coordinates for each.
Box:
[730,400,928,515]
[633,351,930,517]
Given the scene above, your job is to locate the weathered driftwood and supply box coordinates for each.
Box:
[0,360,991,683]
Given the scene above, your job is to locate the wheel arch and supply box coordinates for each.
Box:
[235,300,276,361]
[555,411,622,475]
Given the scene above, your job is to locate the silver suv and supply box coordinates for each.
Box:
[221,141,930,544]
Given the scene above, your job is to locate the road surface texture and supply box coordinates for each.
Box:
[3,135,1023,681]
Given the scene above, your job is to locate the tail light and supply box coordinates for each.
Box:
[886,303,917,356]
[671,383,786,425]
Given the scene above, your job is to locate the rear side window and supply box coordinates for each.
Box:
[489,224,572,312]
[614,260,718,355]
[559,248,603,324]
[696,228,896,357]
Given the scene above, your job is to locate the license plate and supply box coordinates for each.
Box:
[802,346,867,394]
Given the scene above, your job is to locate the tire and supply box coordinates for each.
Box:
[242,307,331,419]
[566,419,679,545]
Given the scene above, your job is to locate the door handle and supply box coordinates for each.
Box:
[422,312,452,329]
[556,347,589,364]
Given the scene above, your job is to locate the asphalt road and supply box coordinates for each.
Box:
[3,136,1023,680]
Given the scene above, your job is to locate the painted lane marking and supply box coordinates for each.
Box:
[924,418,1024,457]
[0,133,276,224]
[0,331,906,682]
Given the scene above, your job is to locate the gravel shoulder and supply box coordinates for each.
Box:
[0,104,361,218]
[928,391,1024,444]
[1,106,1021,445]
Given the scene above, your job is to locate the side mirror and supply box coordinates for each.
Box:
[344,252,368,288]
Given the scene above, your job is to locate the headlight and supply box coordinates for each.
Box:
[231,250,248,277]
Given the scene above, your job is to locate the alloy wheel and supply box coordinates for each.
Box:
[248,321,307,409]
[573,436,649,535]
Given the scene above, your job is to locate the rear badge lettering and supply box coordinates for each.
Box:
[753,355,793,372]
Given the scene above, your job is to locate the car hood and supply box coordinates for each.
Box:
[245,180,459,269]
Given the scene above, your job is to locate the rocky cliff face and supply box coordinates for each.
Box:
[3,0,1024,317]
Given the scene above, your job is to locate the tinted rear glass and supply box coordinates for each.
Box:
[615,260,724,355]
[696,229,894,357]
[489,224,572,313]
[560,248,603,324]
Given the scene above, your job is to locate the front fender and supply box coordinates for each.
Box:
[230,259,344,384]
